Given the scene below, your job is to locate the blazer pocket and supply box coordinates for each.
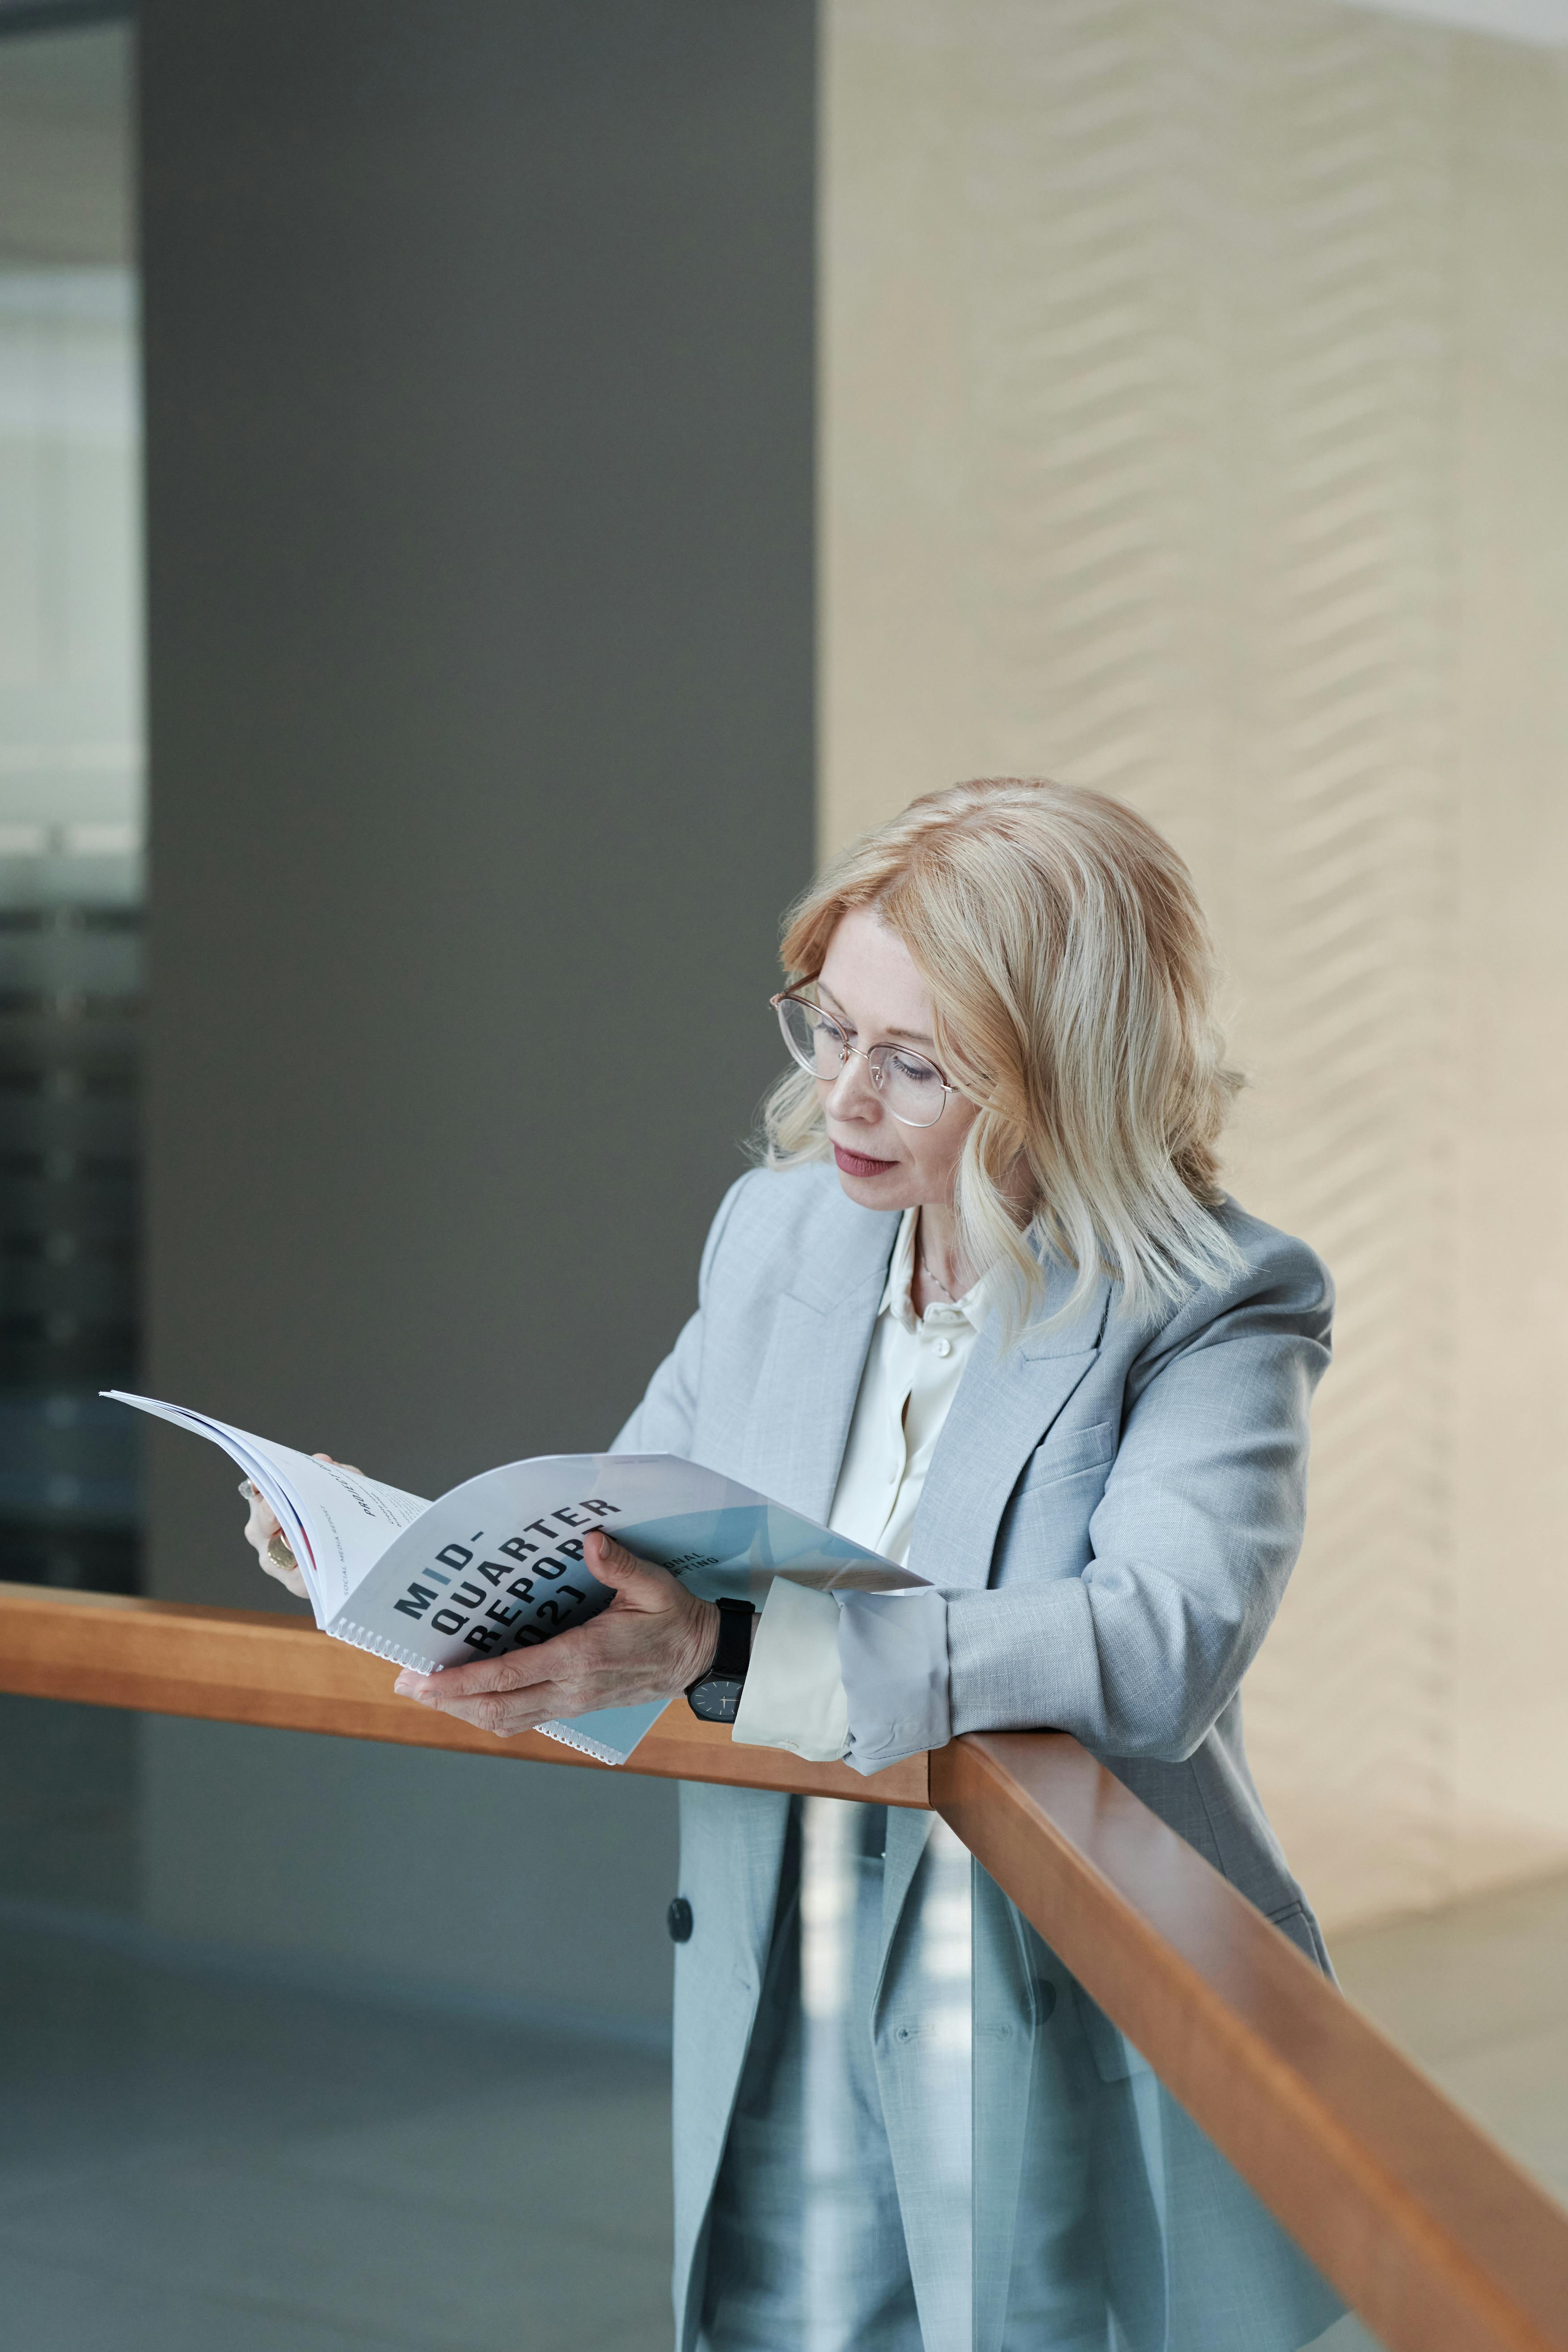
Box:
[1015,1418,1118,1497]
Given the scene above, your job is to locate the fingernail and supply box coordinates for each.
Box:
[393,1671,415,1693]
[413,1691,437,1707]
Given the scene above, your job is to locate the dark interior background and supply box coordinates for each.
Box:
[136,0,816,2027]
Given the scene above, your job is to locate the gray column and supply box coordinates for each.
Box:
[137,0,815,2027]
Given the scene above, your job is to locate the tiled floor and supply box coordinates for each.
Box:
[1308,1873,1568,2352]
[0,1694,1562,2350]
[1332,1868,1568,2212]
[0,1917,672,2352]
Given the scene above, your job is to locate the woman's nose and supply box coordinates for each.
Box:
[824,1051,880,1118]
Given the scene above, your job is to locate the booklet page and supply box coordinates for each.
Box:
[105,1393,431,1624]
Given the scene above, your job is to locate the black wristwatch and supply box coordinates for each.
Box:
[685,1597,755,1724]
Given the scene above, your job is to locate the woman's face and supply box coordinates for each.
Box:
[812,906,979,1213]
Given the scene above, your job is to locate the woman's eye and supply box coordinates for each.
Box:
[891,1054,937,1085]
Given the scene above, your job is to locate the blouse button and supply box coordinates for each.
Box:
[936,1337,953,1358]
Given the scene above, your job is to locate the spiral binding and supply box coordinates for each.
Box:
[537,1718,627,1767]
[330,1620,443,1675]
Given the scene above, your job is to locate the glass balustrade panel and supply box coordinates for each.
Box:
[723,1802,1391,2352]
[969,1863,1385,2352]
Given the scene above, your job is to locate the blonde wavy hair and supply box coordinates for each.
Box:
[760,777,1244,1334]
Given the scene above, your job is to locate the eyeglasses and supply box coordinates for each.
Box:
[772,991,958,1129]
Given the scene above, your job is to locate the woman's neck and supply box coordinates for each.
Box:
[912,1204,972,1317]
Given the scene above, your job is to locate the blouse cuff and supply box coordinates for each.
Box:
[837,1589,951,1774]
[731,1576,850,1762]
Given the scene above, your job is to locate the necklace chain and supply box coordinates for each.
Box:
[918,1250,956,1299]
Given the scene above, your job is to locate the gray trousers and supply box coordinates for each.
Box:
[699,1800,930,2352]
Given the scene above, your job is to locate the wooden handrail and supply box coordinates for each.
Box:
[0,1581,928,1805]
[2,1583,1565,2352]
[934,1736,1568,2352]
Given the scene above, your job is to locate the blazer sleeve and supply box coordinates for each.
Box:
[609,1174,751,1456]
[942,1234,1332,1764]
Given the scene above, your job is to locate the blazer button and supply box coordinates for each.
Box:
[667,1896,694,1943]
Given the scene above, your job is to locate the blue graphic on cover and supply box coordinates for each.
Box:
[558,1504,917,1763]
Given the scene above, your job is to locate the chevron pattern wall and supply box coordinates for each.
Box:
[823,0,1568,1926]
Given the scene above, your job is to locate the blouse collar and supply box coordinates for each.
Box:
[880,1206,993,1337]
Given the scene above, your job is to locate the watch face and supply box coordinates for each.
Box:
[687,1675,746,1725]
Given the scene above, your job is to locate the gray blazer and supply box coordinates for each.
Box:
[616,1164,1337,2350]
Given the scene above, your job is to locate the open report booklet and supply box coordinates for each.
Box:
[106,1391,922,1767]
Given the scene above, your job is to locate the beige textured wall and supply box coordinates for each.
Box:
[821,0,1568,1928]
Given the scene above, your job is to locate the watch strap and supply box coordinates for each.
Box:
[687,1596,754,1694]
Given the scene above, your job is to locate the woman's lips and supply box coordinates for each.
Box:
[833,1142,899,1178]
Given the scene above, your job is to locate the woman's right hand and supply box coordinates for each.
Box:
[240,1480,309,1598]
[239,1454,359,1601]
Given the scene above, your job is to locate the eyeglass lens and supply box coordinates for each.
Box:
[775,997,947,1129]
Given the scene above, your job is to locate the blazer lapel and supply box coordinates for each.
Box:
[906,1260,1112,1591]
[745,1195,901,1521]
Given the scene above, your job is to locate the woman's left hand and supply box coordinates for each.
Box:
[391,1528,721,1739]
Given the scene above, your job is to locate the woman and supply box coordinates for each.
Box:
[245,778,1340,2352]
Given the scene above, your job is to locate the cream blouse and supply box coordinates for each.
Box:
[732,1206,989,1763]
